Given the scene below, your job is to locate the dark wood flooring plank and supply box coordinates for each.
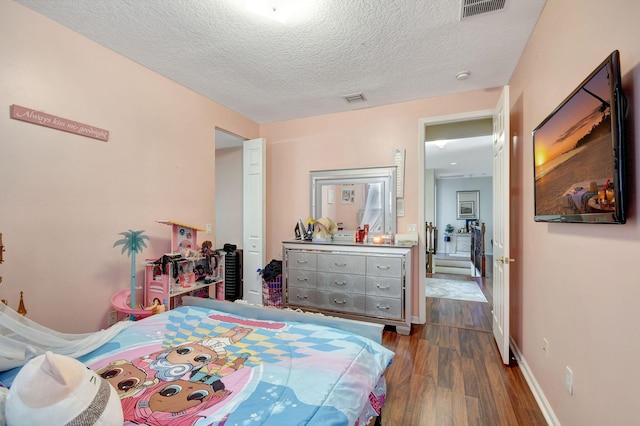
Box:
[439,325,461,351]
[461,357,480,399]
[458,327,482,360]
[484,357,520,425]
[435,387,453,426]
[381,335,412,425]
[404,368,431,425]
[452,392,470,425]
[437,346,453,389]
[413,339,429,376]
[449,348,465,396]
[470,357,501,424]
[464,395,482,426]
[420,373,438,426]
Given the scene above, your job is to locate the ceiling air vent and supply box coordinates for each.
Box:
[461,0,506,19]
[342,93,367,104]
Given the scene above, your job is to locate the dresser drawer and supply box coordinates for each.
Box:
[317,253,366,275]
[317,272,366,294]
[317,291,366,314]
[366,256,402,278]
[287,270,317,289]
[366,295,402,320]
[366,276,402,298]
[287,287,317,308]
[287,251,317,271]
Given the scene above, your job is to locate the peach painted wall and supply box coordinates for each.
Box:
[0,2,259,332]
[509,0,640,424]
[260,89,500,319]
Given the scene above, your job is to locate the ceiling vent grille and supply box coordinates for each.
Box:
[343,93,367,104]
[461,0,506,19]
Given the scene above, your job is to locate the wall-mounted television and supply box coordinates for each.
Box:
[532,50,627,224]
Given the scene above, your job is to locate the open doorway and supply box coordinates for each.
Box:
[214,128,246,301]
[420,114,495,334]
[417,110,494,323]
[215,128,245,248]
[419,89,512,365]
[425,117,494,278]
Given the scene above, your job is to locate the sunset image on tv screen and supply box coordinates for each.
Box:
[533,64,614,217]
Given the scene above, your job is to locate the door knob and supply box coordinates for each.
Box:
[498,256,515,264]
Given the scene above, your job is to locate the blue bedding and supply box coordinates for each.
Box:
[76,305,394,425]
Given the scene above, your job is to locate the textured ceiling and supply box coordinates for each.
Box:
[15,0,546,124]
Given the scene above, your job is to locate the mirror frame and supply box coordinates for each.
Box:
[456,190,480,220]
[310,166,397,235]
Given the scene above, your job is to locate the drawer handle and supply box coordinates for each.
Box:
[334,299,347,304]
[334,262,347,267]
[296,260,308,264]
[376,304,390,310]
[376,284,391,289]
[376,265,391,270]
[296,277,308,282]
[334,281,347,286]
[296,294,308,299]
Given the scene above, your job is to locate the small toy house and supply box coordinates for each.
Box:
[146,220,223,310]
[157,220,205,253]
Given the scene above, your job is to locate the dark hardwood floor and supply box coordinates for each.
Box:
[379,271,547,425]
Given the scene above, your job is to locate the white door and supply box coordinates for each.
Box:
[492,87,512,365]
[243,138,266,305]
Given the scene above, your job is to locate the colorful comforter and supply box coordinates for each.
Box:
[78,305,394,425]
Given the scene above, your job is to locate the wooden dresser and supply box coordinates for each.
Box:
[282,240,413,335]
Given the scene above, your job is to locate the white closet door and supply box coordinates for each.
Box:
[243,138,265,305]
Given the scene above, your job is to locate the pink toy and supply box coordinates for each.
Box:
[111,289,154,319]
[156,220,205,253]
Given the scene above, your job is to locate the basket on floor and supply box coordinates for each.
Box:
[262,274,283,308]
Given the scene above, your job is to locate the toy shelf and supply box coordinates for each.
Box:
[168,278,221,298]
[144,253,226,311]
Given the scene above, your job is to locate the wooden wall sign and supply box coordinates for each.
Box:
[10,104,109,142]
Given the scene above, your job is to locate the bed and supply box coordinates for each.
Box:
[1,297,394,425]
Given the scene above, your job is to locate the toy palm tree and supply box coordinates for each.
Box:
[113,230,149,309]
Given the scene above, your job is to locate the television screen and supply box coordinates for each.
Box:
[532,50,626,224]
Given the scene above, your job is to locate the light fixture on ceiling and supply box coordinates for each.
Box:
[450,162,457,165]
[244,0,311,23]
[455,71,471,81]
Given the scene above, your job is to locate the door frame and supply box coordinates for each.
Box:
[418,109,494,326]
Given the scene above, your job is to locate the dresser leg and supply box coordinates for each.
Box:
[395,325,411,335]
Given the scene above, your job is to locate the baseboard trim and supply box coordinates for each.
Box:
[510,337,560,426]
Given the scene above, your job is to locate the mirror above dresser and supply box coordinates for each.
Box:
[310,166,397,236]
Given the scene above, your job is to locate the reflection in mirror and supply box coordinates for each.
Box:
[310,167,397,235]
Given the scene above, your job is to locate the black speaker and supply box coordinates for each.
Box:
[224,249,242,301]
